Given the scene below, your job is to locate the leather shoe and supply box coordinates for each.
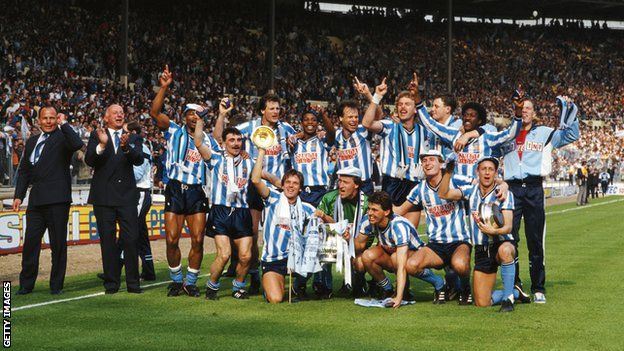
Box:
[16,288,32,295]
[105,289,119,295]
[127,288,144,294]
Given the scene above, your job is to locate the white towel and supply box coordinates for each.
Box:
[226,155,240,203]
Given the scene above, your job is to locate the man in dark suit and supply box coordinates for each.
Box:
[85,104,144,294]
[13,106,84,295]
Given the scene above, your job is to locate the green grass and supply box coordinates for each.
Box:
[9,196,624,350]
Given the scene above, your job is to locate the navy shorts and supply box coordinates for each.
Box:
[206,205,252,239]
[474,241,515,274]
[382,176,418,206]
[300,186,327,207]
[261,258,288,276]
[361,179,375,196]
[164,180,208,215]
[426,241,471,267]
[246,182,265,211]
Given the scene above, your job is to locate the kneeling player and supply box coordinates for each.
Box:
[439,156,526,312]
[195,121,254,300]
[396,150,473,305]
[252,147,315,304]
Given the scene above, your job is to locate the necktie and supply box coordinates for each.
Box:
[33,133,49,164]
[114,131,120,152]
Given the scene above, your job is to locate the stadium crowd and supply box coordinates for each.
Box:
[1,0,623,188]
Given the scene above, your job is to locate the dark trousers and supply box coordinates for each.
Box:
[118,189,155,279]
[510,183,546,294]
[93,205,140,291]
[19,203,70,292]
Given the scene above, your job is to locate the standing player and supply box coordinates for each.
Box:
[500,95,580,303]
[289,106,335,206]
[333,99,375,196]
[439,156,526,312]
[251,147,315,304]
[396,150,473,305]
[150,65,229,297]
[361,77,429,208]
[213,93,296,294]
[412,79,521,178]
[194,119,254,300]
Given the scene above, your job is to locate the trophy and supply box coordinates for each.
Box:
[478,202,504,228]
[251,126,277,149]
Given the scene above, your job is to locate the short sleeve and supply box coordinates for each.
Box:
[263,186,282,207]
[377,120,394,138]
[359,215,373,237]
[406,184,422,207]
[500,190,514,211]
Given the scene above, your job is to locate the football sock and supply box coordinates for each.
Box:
[169,265,183,283]
[377,277,393,292]
[492,289,519,305]
[185,267,200,286]
[232,279,246,292]
[501,261,515,301]
[417,269,445,291]
[207,280,220,291]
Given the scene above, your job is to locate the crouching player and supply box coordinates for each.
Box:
[439,156,526,312]
[395,150,472,305]
[251,146,315,303]
[353,191,444,308]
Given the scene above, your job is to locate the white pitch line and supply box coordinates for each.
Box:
[13,274,210,312]
[545,198,624,216]
[13,198,624,312]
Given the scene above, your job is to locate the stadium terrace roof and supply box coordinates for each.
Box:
[308,0,624,21]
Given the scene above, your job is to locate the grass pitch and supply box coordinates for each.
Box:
[9,197,624,350]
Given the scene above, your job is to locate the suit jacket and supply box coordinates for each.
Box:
[85,129,144,206]
[14,123,84,208]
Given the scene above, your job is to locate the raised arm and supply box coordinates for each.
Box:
[319,106,336,146]
[193,118,212,160]
[361,77,386,134]
[58,113,84,151]
[438,161,464,201]
[150,65,173,130]
[212,97,234,144]
[251,148,270,199]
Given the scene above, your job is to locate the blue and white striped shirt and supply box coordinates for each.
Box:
[163,121,211,185]
[206,152,254,208]
[360,214,424,250]
[335,126,373,181]
[426,115,463,159]
[236,118,296,180]
[261,188,316,263]
[406,179,471,244]
[459,182,515,245]
[377,120,429,181]
[417,106,521,178]
[291,136,332,187]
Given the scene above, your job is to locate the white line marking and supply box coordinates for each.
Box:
[545,198,624,216]
[14,274,210,312]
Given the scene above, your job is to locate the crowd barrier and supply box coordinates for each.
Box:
[0,204,182,255]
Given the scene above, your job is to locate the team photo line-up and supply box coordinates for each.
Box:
[14,66,580,311]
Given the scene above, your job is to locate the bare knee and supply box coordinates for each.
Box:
[498,244,516,263]
[266,292,283,304]
[452,261,470,276]
[238,251,252,264]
